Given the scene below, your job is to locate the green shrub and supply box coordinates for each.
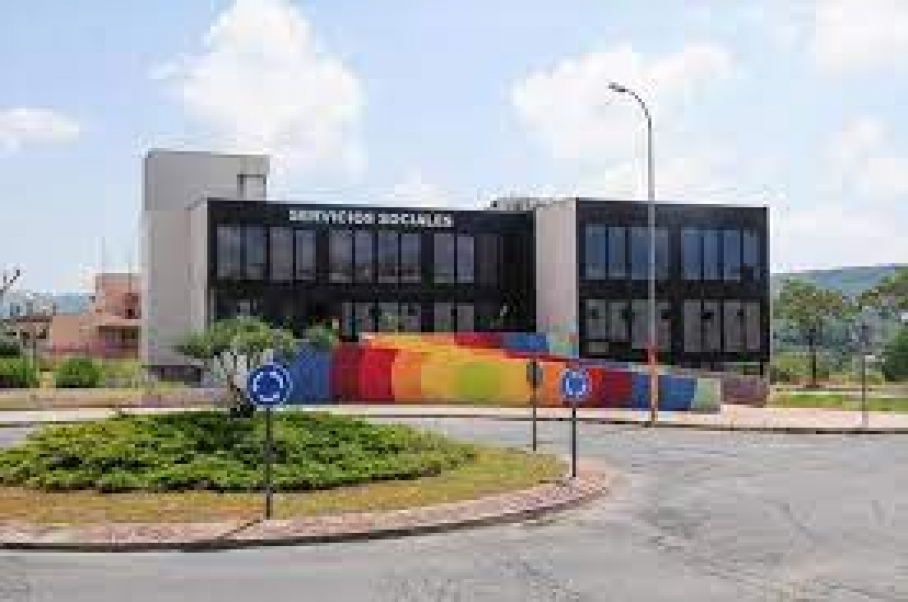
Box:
[882,327,908,382]
[0,337,22,358]
[0,411,476,492]
[0,358,38,389]
[100,359,146,388]
[54,357,102,388]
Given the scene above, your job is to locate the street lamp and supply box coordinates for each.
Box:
[608,81,658,424]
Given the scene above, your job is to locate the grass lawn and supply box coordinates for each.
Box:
[772,392,908,413]
[0,446,563,524]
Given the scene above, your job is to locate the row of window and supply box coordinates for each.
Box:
[583,225,763,283]
[583,298,762,354]
[338,301,494,337]
[215,225,501,286]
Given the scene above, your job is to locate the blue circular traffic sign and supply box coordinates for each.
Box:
[559,367,590,405]
[246,363,294,407]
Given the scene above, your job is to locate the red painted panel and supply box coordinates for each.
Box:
[330,344,363,402]
[358,348,398,402]
[598,369,633,407]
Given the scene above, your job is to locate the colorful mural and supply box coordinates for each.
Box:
[284,333,721,412]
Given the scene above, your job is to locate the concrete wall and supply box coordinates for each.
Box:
[534,199,578,342]
[141,150,269,371]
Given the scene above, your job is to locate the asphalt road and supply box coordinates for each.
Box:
[1,419,907,601]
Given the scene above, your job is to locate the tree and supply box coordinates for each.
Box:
[881,326,908,382]
[773,279,853,388]
[860,267,908,315]
[175,317,297,415]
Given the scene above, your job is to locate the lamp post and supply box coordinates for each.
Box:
[608,82,658,424]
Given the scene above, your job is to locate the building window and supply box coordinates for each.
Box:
[609,301,629,343]
[329,230,353,283]
[585,299,608,340]
[608,226,627,280]
[742,230,761,283]
[656,228,670,281]
[244,226,266,280]
[682,228,702,281]
[584,225,607,280]
[477,234,500,285]
[378,302,399,332]
[630,227,648,280]
[745,302,762,352]
[723,229,741,282]
[354,230,374,283]
[216,225,243,280]
[683,300,702,352]
[724,300,743,351]
[434,302,454,331]
[355,302,375,335]
[340,302,354,339]
[269,227,293,282]
[433,233,456,283]
[401,232,421,283]
[377,230,399,283]
[456,303,475,331]
[457,234,475,284]
[631,299,648,349]
[703,229,720,281]
[703,301,721,352]
[294,229,315,281]
[478,302,504,331]
[400,302,421,332]
[658,301,671,352]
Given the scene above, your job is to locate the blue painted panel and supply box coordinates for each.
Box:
[657,374,695,411]
[286,347,332,404]
[501,333,547,353]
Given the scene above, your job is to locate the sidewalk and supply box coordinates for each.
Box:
[1,403,907,434]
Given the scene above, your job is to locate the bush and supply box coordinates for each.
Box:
[881,327,908,382]
[100,359,146,388]
[0,411,476,492]
[54,357,102,389]
[0,358,38,389]
[0,337,22,358]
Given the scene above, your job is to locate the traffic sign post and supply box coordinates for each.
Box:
[559,366,590,479]
[526,359,544,451]
[246,363,294,520]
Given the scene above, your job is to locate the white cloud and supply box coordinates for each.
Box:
[0,107,81,152]
[811,0,908,74]
[511,42,735,163]
[389,171,453,208]
[830,115,908,197]
[158,0,364,175]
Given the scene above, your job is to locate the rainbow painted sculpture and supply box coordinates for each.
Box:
[283,333,721,412]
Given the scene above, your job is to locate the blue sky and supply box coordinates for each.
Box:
[1,0,906,292]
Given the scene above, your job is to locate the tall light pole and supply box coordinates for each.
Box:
[608,82,658,424]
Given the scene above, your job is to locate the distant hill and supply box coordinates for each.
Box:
[771,264,905,298]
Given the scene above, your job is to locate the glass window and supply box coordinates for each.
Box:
[354,230,374,282]
[378,302,399,332]
[355,302,375,335]
[585,299,608,340]
[630,227,648,280]
[608,227,626,279]
[400,302,421,332]
[745,302,762,352]
[457,234,475,284]
[683,300,702,352]
[244,226,266,280]
[742,230,760,283]
[216,225,243,280]
[584,225,607,280]
[656,228,670,281]
[294,229,315,281]
[401,232,421,283]
[269,227,293,282]
[703,301,721,351]
[434,302,454,331]
[478,234,500,285]
[433,233,456,283]
[609,301,629,342]
[377,230,398,283]
[329,230,353,283]
[723,229,741,282]
[456,303,475,331]
[478,302,503,331]
[724,300,743,351]
[682,228,702,281]
[631,299,648,349]
[658,301,671,352]
[340,302,354,339]
[703,229,719,281]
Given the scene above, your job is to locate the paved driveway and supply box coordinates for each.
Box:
[1,419,906,601]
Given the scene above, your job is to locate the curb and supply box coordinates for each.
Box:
[0,464,610,553]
